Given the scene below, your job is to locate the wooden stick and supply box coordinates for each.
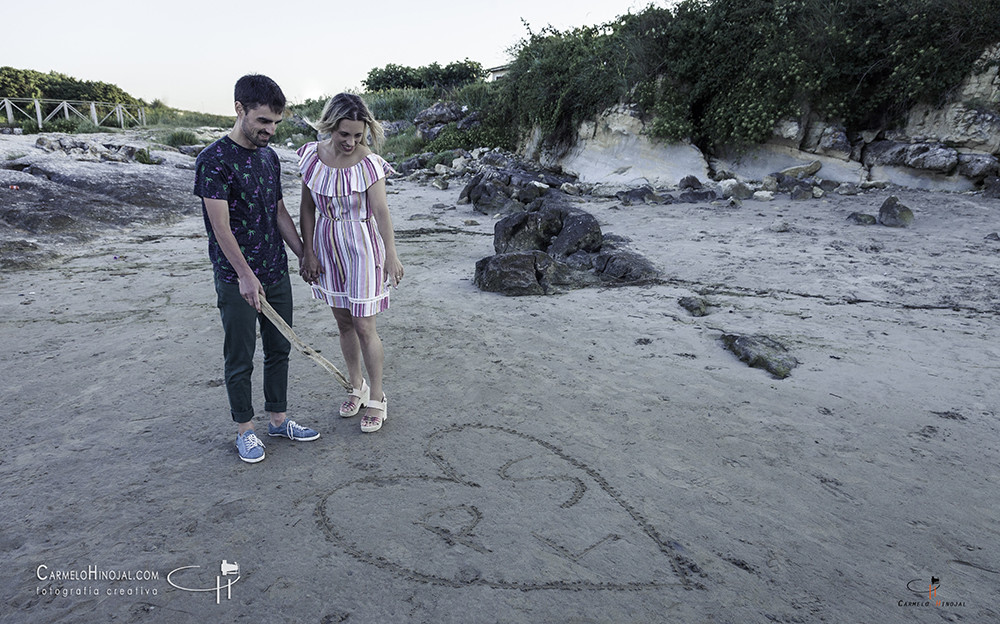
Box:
[259,296,353,391]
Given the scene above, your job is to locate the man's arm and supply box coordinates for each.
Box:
[203,198,263,311]
[275,198,304,260]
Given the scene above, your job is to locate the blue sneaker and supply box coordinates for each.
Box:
[267,418,320,441]
[236,430,265,463]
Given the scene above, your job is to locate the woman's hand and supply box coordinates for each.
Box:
[384,254,404,287]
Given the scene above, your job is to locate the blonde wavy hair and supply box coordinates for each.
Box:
[314,93,385,151]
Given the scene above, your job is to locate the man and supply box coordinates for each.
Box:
[194,74,319,463]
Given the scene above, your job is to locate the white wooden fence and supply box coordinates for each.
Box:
[1,98,146,129]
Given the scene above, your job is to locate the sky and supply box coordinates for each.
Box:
[3,0,663,116]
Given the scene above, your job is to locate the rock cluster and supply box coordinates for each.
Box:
[33,135,163,164]
[413,101,481,142]
[474,196,658,295]
[390,135,659,296]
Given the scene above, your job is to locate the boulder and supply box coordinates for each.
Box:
[778,160,822,179]
[678,296,709,317]
[493,201,602,257]
[473,251,583,295]
[721,334,798,379]
[592,247,659,282]
[718,178,754,200]
[983,175,1000,199]
[877,196,915,227]
[678,175,703,190]
[790,186,813,201]
[414,101,464,126]
[678,188,718,203]
[958,153,1000,180]
[904,143,958,174]
[862,141,909,168]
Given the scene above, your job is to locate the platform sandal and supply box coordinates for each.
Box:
[340,379,370,418]
[360,395,387,433]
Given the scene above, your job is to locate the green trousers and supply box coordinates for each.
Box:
[214,275,292,423]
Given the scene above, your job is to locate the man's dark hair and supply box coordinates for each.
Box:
[234,74,286,113]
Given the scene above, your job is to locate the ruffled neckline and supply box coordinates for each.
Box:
[297,142,393,197]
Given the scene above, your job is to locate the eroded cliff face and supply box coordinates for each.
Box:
[524,46,1000,194]
[523,106,711,190]
[905,44,1000,155]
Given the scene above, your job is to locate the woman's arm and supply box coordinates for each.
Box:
[368,179,403,286]
[298,182,322,283]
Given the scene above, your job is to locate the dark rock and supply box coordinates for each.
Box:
[418,124,449,142]
[817,179,840,192]
[616,185,663,205]
[877,196,915,227]
[593,248,659,282]
[678,296,709,317]
[721,334,798,379]
[958,153,999,180]
[493,200,602,257]
[790,185,813,201]
[414,101,464,126]
[474,252,546,296]
[904,143,958,174]
[678,189,718,203]
[476,194,657,295]
[983,175,1000,199]
[397,152,434,175]
[473,251,581,295]
[985,232,1000,241]
[778,160,822,179]
[381,120,412,138]
[862,140,909,167]
[678,175,703,190]
[846,212,877,225]
[456,111,482,131]
[176,145,205,157]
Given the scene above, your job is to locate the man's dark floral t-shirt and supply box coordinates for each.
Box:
[194,136,287,285]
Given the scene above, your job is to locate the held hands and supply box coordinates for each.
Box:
[299,251,324,284]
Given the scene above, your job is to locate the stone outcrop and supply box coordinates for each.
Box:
[508,46,1000,195]
[413,101,481,143]
[474,194,658,296]
[523,105,711,189]
[721,334,798,379]
[877,196,915,227]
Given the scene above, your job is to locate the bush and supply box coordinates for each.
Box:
[363,59,486,93]
[425,123,516,153]
[161,130,199,147]
[134,148,156,164]
[382,126,425,160]
[362,89,435,122]
[495,0,1000,150]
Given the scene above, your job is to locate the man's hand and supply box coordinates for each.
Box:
[239,272,264,311]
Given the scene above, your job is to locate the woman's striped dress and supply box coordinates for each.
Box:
[297,143,396,317]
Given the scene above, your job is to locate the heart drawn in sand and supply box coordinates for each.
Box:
[315,424,704,591]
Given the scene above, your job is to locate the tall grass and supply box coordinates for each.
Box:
[362,89,435,122]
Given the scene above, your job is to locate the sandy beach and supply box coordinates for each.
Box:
[1,132,998,622]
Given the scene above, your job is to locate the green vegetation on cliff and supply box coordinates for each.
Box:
[349,0,998,158]
[492,0,1000,151]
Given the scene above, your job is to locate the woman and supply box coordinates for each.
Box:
[297,93,403,433]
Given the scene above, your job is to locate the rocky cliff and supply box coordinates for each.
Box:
[526,46,1000,195]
